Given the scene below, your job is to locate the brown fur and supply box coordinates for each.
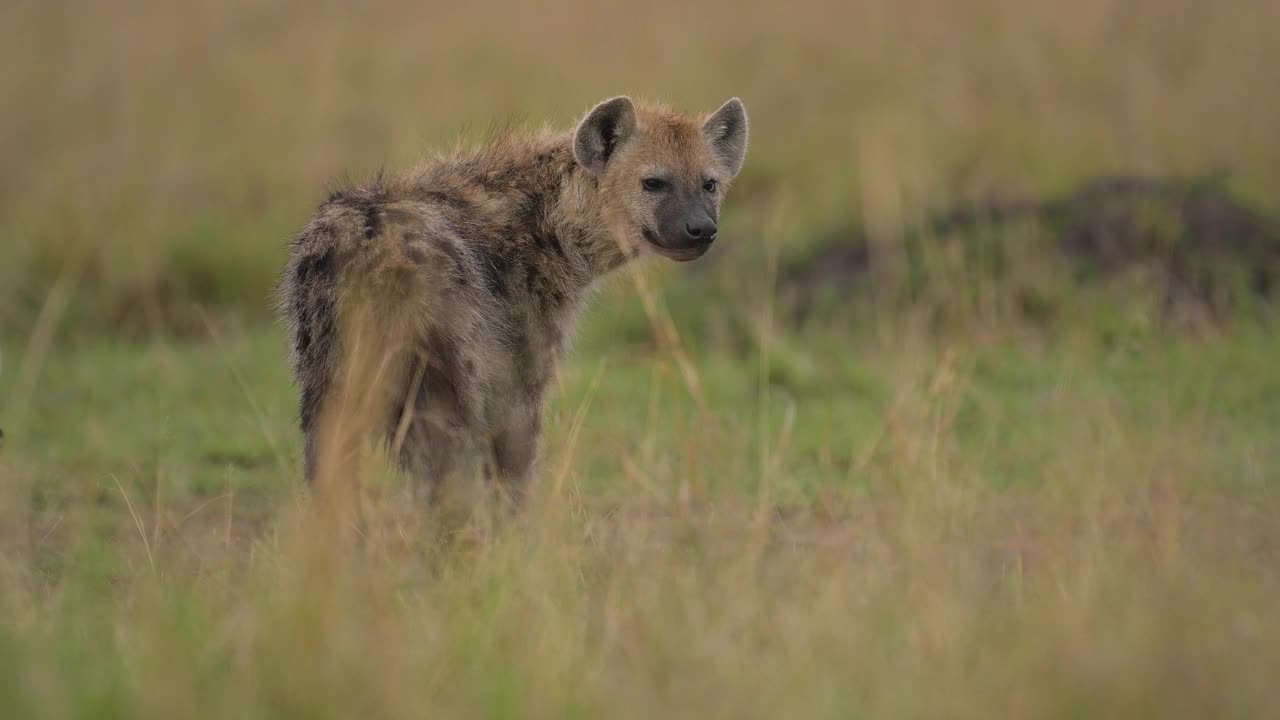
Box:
[278,97,749,502]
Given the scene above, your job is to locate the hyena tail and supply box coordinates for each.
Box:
[280,191,439,487]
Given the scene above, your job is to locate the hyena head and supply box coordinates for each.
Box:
[573,96,749,261]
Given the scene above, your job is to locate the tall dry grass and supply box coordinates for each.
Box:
[3,323,1277,716]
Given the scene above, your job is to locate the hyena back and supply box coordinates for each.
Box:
[279,96,749,500]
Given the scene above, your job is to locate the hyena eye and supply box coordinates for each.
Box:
[703,179,718,193]
[642,178,668,192]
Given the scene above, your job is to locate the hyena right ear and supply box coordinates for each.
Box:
[703,98,749,177]
[573,96,637,175]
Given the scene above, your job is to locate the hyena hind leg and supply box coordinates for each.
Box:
[489,402,542,505]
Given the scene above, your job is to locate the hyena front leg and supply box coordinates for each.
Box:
[388,339,482,503]
[394,417,465,503]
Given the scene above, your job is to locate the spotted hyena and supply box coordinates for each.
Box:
[279,96,749,502]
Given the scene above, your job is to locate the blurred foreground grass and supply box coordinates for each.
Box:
[3,320,1279,717]
[3,0,1280,716]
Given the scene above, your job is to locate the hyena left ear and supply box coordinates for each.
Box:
[574,96,637,175]
[703,98,749,177]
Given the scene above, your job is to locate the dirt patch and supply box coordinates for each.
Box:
[782,174,1280,326]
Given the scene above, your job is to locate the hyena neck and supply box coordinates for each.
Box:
[547,138,639,284]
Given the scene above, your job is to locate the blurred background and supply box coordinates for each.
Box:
[2,1,1280,716]
[3,0,1278,338]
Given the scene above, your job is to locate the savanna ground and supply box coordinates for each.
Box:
[2,0,1280,717]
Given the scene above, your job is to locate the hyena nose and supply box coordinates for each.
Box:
[684,220,717,242]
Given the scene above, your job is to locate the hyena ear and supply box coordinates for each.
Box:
[574,96,637,175]
[702,97,749,177]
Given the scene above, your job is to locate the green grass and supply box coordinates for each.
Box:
[3,313,1279,717]
[4,0,1280,715]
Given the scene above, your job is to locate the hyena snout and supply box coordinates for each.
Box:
[646,199,719,260]
[681,214,716,243]
[657,211,716,259]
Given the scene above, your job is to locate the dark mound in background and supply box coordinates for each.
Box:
[782,174,1280,330]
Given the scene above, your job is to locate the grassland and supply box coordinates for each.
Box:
[2,0,1280,717]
